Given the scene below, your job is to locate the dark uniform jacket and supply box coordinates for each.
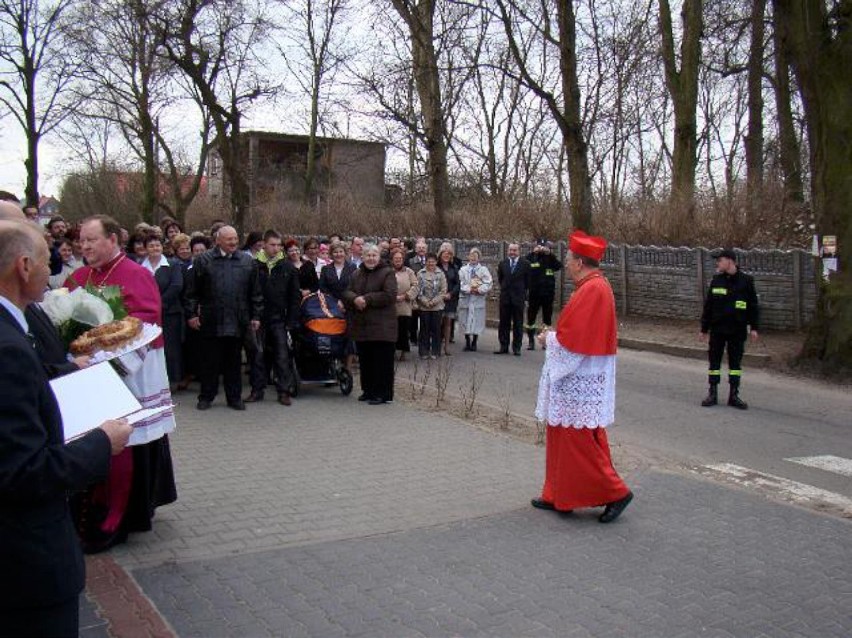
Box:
[701,269,760,337]
[184,248,263,338]
[259,259,302,328]
[0,305,111,611]
[525,251,562,298]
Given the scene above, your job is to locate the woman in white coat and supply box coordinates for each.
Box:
[458,247,493,351]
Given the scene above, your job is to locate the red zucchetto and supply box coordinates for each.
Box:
[568,230,607,261]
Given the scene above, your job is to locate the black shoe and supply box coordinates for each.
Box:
[530,498,555,511]
[527,343,535,351]
[244,392,264,403]
[701,385,718,407]
[368,398,390,405]
[513,350,521,356]
[196,399,212,411]
[493,349,509,355]
[599,491,633,523]
[358,393,374,402]
[227,400,246,411]
[471,337,478,352]
[728,391,748,410]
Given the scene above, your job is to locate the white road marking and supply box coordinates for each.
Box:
[700,463,852,516]
[785,455,852,478]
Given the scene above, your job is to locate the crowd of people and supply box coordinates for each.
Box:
[37,214,566,409]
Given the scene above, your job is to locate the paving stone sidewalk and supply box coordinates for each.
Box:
[132,471,851,637]
[85,376,851,637]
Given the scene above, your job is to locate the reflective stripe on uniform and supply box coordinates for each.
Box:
[530,262,541,268]
[708,370,721,376]
[545,269,554,276]
[729,370,742,376]
[735,300,747,309]
[712,287,727,295]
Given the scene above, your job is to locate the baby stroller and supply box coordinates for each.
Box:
[287,291,353,396]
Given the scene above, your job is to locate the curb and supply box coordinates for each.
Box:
[618,337,772,367]
[85,555,176,638]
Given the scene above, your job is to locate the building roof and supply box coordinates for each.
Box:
[242,130,386,148]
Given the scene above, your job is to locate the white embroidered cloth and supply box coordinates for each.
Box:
[535,331,616,428]
[120,347,176,445]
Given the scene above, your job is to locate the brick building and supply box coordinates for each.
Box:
[207,131,386,211]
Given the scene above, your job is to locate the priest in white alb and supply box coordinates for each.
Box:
[67,215,177,552]
[532,230,633,523]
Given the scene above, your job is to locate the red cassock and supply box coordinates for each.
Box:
[536,272,630,511]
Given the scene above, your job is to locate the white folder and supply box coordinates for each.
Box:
[49,362,170,442]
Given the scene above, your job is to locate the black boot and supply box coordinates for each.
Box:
[728,387,748,410]
[471,335,478,351]
[526,329,536,351]
[463,335,472,351]
[701,384,718,407]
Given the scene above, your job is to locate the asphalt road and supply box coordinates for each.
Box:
[401,328,852,500]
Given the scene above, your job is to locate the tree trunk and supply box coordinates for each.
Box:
[305,64,322,201]
[139,112,158,224]
[392,0,449,235]
[775,0,852,370]
[745,0,765,224]
[772,5,803,203]
[558,0,592,231]
[659,0,702,223]
[24,52,39,207]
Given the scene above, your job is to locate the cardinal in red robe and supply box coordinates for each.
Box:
[532,230,633,523]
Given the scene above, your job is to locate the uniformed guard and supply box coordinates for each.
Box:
[524,239,562,350]
[699,249,760,409]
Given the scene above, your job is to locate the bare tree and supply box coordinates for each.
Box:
[658,0,703,219]
[389,0,451,235]
[277,0,351,202]
[0,0,77,205]
[774,0,852,369]
[494,0,593,231]
[770,2,803,204]
[154,0,274,232]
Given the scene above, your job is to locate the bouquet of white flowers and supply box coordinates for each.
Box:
[41,285,126,349]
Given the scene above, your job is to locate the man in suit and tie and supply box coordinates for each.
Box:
[495,242,531,355]
[0,214,132,636]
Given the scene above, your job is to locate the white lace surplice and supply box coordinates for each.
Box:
[535,331,616,428]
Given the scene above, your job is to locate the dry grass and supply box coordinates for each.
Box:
[233,179,811,249]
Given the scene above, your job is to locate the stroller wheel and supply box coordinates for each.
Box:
[338,369,353,396]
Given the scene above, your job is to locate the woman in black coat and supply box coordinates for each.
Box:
[319,241,357,304]
[141,235,184,387]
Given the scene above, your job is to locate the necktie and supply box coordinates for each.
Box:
[510,259,516,273]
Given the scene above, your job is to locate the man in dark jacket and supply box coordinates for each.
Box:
[0,217,131,636]
[524,239,563,350]
[245,230,301,406]
[700,249,760,409]
[495,242,532,355]
[184,225,263,410]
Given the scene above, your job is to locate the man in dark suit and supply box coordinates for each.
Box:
[495,242,532,355]
[0,216,132,636]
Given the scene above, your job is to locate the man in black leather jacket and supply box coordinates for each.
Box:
[184,225,263,410]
